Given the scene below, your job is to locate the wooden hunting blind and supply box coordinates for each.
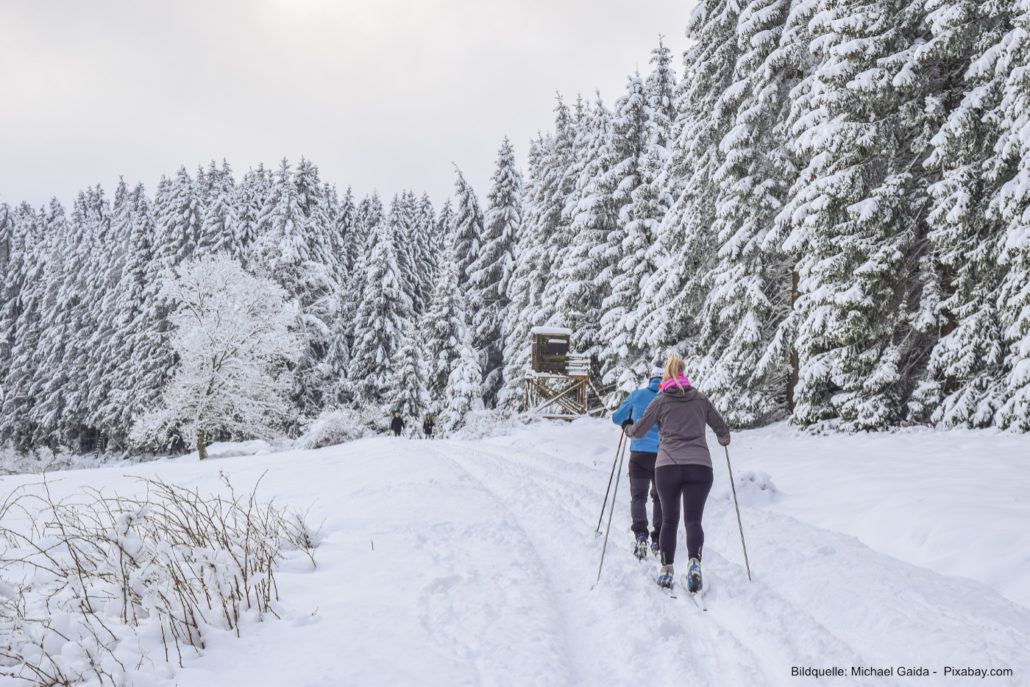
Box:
[531,327,571,373]
[525,326,605,420]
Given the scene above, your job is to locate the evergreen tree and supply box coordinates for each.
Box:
[252,159,339,419]
[452,167,484,289]
[991,1,1030,430]
[550,94,618,360]
[107,184,168,447]
[913,0,1014,426]
[470,137,523,407]
[347,216,412,401]
[199,159,237,256]
[692,0,796,426]
[25,200,76,448]
[774,0,934,429]
[0,204,42,449]
[385,330,430,421]
[633,0,742,359]
[422,241,467,399]
[237,164,271,267]
[439,309,484,434]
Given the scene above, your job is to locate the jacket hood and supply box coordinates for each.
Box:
[659,373,692,393]
[664,385,700,401]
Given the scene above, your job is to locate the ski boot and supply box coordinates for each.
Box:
[687,557,703,593]
[656,564,674,589]
[633,535,649,560]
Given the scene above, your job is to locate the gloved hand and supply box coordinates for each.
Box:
[718,434,731,446]
[621,418,633,431]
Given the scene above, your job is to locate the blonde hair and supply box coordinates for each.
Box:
[663,355,686,389]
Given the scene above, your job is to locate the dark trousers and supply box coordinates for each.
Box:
[656,464,714,565]
[628,451,661,542]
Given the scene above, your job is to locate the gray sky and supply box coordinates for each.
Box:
[0,0,696,211]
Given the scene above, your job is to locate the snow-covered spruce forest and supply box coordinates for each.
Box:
[3,1,1030,458]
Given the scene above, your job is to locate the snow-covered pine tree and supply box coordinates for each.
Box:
[322,183,355,404]
[498,138,546,410]
[412,192,439,311]
[633,0,742,360]
[198,159,237,256]
[531,97,581,330]
[469,137,523,408]
[434,199,455,256]
[388,192,424,314]
[104,184,168,448]
[422,239,466,400]
[130,254,300,457]
[439,308,484,434]
[347,215,412,402]
[84,180,134,444]
[0,203,13,409]
[23,200,76,449]
[334,185,358,275]
[691,0,795,427]
[61,186,111,450]
[452,167,484,289]
[0,203,43,450]
[990,1,1030,430]
[500,100,578,408]
[773,0,935,429]
[596,41,679,395]
[550,94,617,361]
[384,330,430,423]
[251,158,340,420]
[912,0,1015,427]
[596,71,658,390]
[236,164,272,267]
[154,167,203,269]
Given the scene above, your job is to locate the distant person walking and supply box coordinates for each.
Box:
[611,360,664,559]
[423,414,435,439]
[623,355,730,593]
[391,412,405,437]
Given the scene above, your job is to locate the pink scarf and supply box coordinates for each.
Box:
[659,374,691,393]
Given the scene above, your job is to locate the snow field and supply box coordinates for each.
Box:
[1,418,1028,686]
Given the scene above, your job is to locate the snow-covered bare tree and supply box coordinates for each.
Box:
[130,254,300,458]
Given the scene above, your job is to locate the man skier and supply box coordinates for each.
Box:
[391,412,405,437]
[611,360,664,559]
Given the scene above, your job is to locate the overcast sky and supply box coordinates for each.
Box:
[0,0,696,211]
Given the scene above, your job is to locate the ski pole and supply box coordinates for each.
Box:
[595,434,628,585]
[595,431,625,535]
[724,445,752,582]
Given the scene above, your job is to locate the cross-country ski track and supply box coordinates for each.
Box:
[2,418,1027,687]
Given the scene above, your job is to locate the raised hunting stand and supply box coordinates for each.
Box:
[524,326,607,420]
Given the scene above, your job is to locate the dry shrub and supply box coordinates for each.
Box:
[0,472,318,686]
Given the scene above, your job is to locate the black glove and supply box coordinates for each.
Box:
[718,434,731,446]
[621,418,633,431]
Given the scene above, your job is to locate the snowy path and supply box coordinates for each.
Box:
[2,419,1028,686]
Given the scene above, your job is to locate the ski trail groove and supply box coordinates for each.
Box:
[415,442,578,687]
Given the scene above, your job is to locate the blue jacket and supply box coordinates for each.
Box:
[611,377,661,453]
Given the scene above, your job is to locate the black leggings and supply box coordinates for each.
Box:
[655,464,713,565]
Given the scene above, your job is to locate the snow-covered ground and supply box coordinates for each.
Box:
[1,418,1028,686]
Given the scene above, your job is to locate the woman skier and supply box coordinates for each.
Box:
[622,354,730,593]
[611,360,665,558]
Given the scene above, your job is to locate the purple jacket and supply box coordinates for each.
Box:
[625,384,730,469]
